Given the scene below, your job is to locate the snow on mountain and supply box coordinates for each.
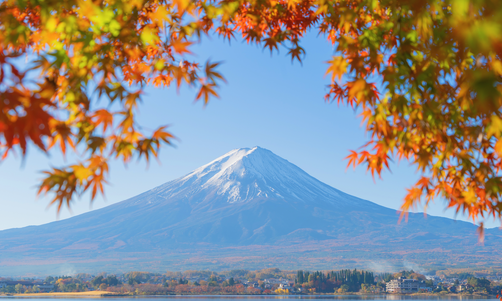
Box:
[126,146,375,209]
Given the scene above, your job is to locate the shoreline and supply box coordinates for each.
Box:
[4,291,125,297]
[1,292,498,298]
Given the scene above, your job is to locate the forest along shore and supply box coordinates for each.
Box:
[1,292,500,298]
[1,268,501,297]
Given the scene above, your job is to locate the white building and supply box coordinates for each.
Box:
[425,275,441,285]
[279,283,292,290]
[386,277,420,293]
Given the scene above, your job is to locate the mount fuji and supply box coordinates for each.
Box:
[1,147,501,275]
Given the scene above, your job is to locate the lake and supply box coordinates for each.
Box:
[0,296,498,301]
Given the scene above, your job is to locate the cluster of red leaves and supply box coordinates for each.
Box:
[0,0,224,210]
[2,0,502,230]
[323,0,502,235]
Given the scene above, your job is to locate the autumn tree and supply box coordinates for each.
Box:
[1,0,502,229]
[14,284,24,294]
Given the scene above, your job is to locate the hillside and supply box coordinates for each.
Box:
[1,147,501,276]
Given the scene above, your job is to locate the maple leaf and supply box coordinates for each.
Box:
[288,45,305,63]
[171,39,193,55]
[326,56,348,81]
[204,60,226,84]
[344,150,360,171]
[48,121,76,156]
[263,37,279,53]
[152,126,174,144]
[195,83,218,104]
[150,6,170,27]
[140,26,160,45]
[93,109,114,132]
[172,0,190,12]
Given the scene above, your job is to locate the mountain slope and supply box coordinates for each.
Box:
[0,147,501,275]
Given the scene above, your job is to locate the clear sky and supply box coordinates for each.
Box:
[1,32,499,231]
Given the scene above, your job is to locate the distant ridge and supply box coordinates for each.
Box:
[0,147,501,276]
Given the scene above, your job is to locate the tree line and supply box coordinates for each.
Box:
[2,268,501,295]
[296,269,376,293]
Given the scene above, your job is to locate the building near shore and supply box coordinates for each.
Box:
[386,277,419,293]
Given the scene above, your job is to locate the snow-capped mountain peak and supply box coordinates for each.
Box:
[143,147,342,205]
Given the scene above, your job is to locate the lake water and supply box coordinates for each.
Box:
[0,296,498,301]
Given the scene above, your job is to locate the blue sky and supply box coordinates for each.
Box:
[0,32,499,230]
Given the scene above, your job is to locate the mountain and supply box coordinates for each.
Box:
[1,147,501,276]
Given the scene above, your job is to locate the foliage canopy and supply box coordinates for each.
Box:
[1,0,502,228]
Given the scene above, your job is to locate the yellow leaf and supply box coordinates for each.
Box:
[140,26,159,45]
[417,12,432,39]
[77,0,97,21]
[46,17,58,32]
[325,56,348,81]
[109,20,121,37]
[155,59,165,70]
[73,165,92,181]
[492,60,502,76]
[151,6,170,27]
[173,0,190,12]
[348,79,367,100]
[452,0,469,19]
[487,115,502,138]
